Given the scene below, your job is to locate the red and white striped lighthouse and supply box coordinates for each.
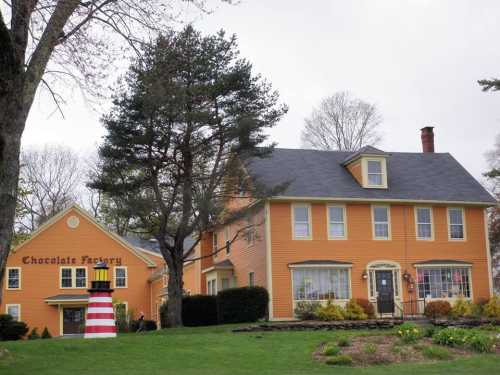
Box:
[84,262,117,338]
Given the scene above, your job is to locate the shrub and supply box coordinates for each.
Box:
[325,354,353,366]
[337,337,351,347]
[294,301,320,320]
[129,319,157,332]
[363,343,377,354]
[217,287,269,324]
[27,328,40,340]
[432,327,468,347]
[180,295,218,327]
[423,325,438,338]
[450,298,474,318]
[421,346,452,360]
[343,299,368,320]
[466,333,497,353]
[41,327,52,339]
[0,314,28,341]
[315,301,344,321]
[323,344,341,356]
[397,322,421,343]
[355,298,375,319]
[424,300,452,319]
[432,327,496,353]
[483,296,500,318]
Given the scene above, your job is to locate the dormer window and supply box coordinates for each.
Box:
[367,160,383,186]
[342,146,388,189]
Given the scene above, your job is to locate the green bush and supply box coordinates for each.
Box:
[217,287,269,324]
[343,299,368,320]
[325,354,353,366]
[466,333,497,353]
[397,322,421,343]
[41,327,52,339]
[337,336,351,347]
[315,301,344,321]
[322,344,341,356]
[294,301,320,320]
[424,300,452,319]
[180,295,218,327]
[0,314,28,341]
[423,325,438,338]
[450,298,474,318]
[364,343,377,354]
[432,327,496,353]
[27,328,40,340]
[483,296,500,318]
[355,298,375,319]
[421,346,452,360]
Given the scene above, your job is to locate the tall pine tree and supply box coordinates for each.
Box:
[90,26,287,327]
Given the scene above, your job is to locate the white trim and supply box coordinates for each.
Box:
[366,260,402,302]
[59,266,88,289]
[326,204,347,240]
[5,304,21,321]
[414,206,434,241]
[414,263,472,268]
[362,157,388,189]
[113,266,128,288]
[371,205,391,240]
[288,263,352,268]
[291,203,312,240]
[5,267,21,290]
[447,207,467,241]
[484,209,494,297]
[265,201,274,320]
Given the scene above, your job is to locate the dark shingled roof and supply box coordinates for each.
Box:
[212,259,234,269]
[123,236,197,255]
[413,260,472,265]
[45,294,88,301]
[246,148,496,204]
[289,260,352,266]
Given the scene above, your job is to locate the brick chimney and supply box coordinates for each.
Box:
[420,126,435,153]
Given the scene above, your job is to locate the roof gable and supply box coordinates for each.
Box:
[12,204,157,267]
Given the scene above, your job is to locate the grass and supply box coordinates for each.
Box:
[0,325,498,375]
[422,346,453,360]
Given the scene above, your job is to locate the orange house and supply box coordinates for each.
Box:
[0,205,175,336]
[188,128,496,320]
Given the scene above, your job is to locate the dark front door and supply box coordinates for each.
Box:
[63,307,85,335]
[375,271,394,314]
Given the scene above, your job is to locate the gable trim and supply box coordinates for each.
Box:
[11,204,157,268]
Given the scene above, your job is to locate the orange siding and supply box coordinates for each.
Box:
[269,202,490,319]
[346,160,363,185]
[1,208,158,336]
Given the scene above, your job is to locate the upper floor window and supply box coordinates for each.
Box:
[361,157,388,188]
[415,207,433,240]
[372,206,390,240]
[6,304,20,321]
[224,227,231,254]
[6,267,21,289]
[114,267,127,288]
[448,208,465,240]
[60,267,87,289]
[212,232,218,257]
[367,160,383,186]
[327,205,346,239]
[292,204,311,239]
[245,217,256,246]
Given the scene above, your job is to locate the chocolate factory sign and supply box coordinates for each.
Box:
[22,256,123,266]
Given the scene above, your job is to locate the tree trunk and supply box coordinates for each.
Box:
[0,84,27,295]
[166,253,184,327]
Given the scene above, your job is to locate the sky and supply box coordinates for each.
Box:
[23,0,500,181]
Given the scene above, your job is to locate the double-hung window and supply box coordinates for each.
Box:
[292,268,350,301]
[372,206,390,239]
[114,267,127,288]
[212,232,218,258]
[207,279,217,295]
[224,227,231,254]
[328,205,346,239]
[6,267,21,289]
[60,267,87,289]
[6,304,20,321]
[367,160,383,186]
[248,272,255,287]
[415,207,433,240]
[293,204,311,239]
[417,267,471,299]
[448,208,465,240]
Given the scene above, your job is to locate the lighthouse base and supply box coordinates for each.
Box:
[84,292,117,339]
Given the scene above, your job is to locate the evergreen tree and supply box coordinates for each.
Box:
[90,26,287,327]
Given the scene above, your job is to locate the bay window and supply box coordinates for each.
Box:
[417,267,471,299]
[292,268,350,301]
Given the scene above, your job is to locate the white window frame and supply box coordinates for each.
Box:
[362,157,388,188]
[248,271,255,287]
[6,267,21,290]
[5,304,21,321]
[114,266,128,288]
[371,205,391,240]
[327,204,347,240]
[212,232,218,258]
[114,301,129,320]
[292,203,312,240]
[207,278,217,296]
[415,206,434,240]
[224,227,231,254]
[447,207,466,241]
[59,266,88,289]
[245,217,256,247]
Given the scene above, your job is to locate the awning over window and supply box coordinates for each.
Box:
[45,294,89,305]
[288,260,352,268]
[413,260,472,267]
[202,259,234,274]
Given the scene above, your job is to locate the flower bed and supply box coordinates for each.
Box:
[232,319,403,332]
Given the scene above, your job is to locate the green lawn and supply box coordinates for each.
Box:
[0,325,499,375]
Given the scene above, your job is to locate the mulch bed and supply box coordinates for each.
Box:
[313,335,485,367]
[232,319,403,333]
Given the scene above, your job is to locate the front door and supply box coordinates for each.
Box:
[375,271,394,314]
[63,307,85,335]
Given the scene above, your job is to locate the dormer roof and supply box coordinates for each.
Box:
[342,146,389,165]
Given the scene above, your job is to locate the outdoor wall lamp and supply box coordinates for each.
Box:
[361,270,368,280]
